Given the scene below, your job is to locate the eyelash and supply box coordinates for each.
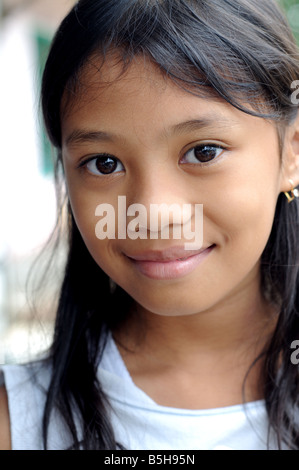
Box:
[181,144,225,166]
[78,144,226,176]
[78,153,125,176]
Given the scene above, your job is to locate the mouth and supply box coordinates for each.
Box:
[124,244,216,280]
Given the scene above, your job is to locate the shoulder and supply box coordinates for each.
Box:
[0,384,11,450]
[0,361,51,450]
[0,361,78,450]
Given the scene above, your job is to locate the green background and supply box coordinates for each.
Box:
[280,0,299,43]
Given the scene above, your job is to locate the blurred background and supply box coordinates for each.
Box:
[0,0,299,363]
[0,0,75,363]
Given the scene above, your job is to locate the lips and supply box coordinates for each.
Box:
[125,244,215,280]
[127,246,211,261]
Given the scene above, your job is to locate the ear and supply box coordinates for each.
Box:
[280,110,299,193]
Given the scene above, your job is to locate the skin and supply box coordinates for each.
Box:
[0,387,10,450]
[1,54,299,448]
[62,57,287,316]
[59,55,299,409]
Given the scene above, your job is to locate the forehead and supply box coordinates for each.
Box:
[60,52,280,151]
[62,53,169,112]
[62,55,232,124]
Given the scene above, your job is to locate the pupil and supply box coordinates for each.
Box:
[96,156,117,174]
[194,146,216,162]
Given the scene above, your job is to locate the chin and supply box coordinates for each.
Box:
[130,291,212,318]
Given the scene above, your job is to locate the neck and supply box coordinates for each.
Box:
[113,275,278,409]
[118,279,276,359]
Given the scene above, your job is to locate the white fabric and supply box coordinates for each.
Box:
[0,333,278,450]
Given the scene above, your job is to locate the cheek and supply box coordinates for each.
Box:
[210,163,279,265]
[67,183,104,251]
[67,186,124,278]
[71,197,97,244]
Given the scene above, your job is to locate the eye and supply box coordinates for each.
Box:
[83,154,124,175]
[182,144,225,164]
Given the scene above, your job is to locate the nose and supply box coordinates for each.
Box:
[126,165,192,238]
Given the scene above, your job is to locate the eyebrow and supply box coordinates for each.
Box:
[64,116,237,147]
[170,117,236,136]
[65,129,116,147]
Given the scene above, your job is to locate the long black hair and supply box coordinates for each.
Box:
[41,0,299,449]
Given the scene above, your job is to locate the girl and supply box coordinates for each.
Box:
[1,0,299,450]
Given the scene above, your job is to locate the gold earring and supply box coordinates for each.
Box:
[284,179,299,203]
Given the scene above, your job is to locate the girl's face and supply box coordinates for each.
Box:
[61,56,290,317]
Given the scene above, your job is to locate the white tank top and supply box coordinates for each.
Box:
[0,333,278,450]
